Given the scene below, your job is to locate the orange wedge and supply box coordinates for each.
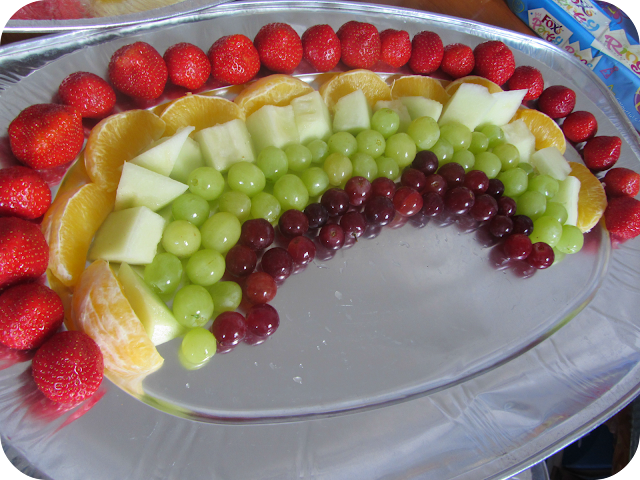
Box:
[512,109,566,154]
[444,75,503,96]
[319,69,392,112]
[84,110,165,192]
[234,74,315,117]
[160,94,245,136]
[41,183,116,287]
[390,75,450,105]
[569,162,608,233]
[72,259,164,382]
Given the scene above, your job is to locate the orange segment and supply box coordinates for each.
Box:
[319,69,392,112]
[160,94,245,136]
[234,74,314,117]
[512,109,566,154]
[84,110,165,192]
[41,183,116,287]
[56,152,90,198]
[569,162,608,233]
[444,75,503,96]
[72,259,164,382]
[390,75,450,105]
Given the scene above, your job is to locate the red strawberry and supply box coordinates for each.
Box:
[537,85,576,119]
[507,65,544,100]
[473,41,515,86]
[301,24,341,72]
[32,330,103,405]
[0,166,51,220]
[108,41,168,100]
[379,29,411,69]
[58,72,116,119]
[604,196,640,241]
[408,31,443,75]
[602,168,640,198]
[163,42,211,90]
[8,103,84,170]
[0,217,49,290]
[337,21,381,69]
[208,34,261,85]
[582,135,622,172]
[0,283,63,350]
[440,43,474,79]
[561,110,597,143]
[254,23,303,74]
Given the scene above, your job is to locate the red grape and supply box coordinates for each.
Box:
[438,162,465,187]
[245,303,280,340]
[318,223,345,250]
[503,233,532,260]
[278,209,309,237]
[225,244,257,277]
[486,178,505,198]
[211,311,247,348]
[422,173,447,197]
[497,196,517,217]
[444,186,475,215]
[260,247,293,282]
[321,188,350,216]
[512,215,534,236]
[344,176,372,206]
[469,193,498,222]
[411,150,439,175]
[400,168,427,191]
[239,218,275,251]
[463,170,489,195]
[364,195,395,225]
[421,191,444,217]
[287,235,316,265]
[340,211,366,238]
[527,242,554,269]
[489,215,513,238]
[304,203,329,229]
[371,177,396,199]
[393,186,423,217]
[244,272,277,304]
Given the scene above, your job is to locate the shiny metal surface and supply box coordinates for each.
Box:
[0,1,639,479]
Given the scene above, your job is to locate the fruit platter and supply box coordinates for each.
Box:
[1,1,640,479]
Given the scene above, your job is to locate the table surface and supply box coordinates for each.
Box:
[0,0,536,44]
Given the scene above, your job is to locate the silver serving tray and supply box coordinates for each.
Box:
[1,1,640,479]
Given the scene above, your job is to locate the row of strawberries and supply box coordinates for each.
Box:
[2,20,640,409]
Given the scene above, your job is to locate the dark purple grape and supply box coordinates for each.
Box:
[512,215,534,236]
[260,247,293,282]
[527,242,554,269]
[411,150,439,175]
[287,236,316,266]
[321,188,349,217]
[438,162,465,187]
[421,191,444,217]
[225,244,257,277]
[245,304,279,340]
[444,186,475,215]
[371,177,396,199]
[422,173,447,197]
[340,211,366,238]
[239,218,275,251]
[211,311,247,348]
[304,203,329,230]
[486,178,505,198]
[278,209,309,238]
[400,168,427,192]
[463,170,489,195]
[469,193,498,222]
[318,223,345,250]
[364,195,395,226]
[503,233,532,260]
[497,196,517,217]
[489,214,513,238]
[344,176,372,207]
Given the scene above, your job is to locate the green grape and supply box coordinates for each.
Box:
[515,190,547,220]
[498,167,529,197]
[356,129,386,158]
[407,116,440,150]
[429,138,454,163]
[469,131,489,155]
[327,131,358,156]
[519,162,534,176]
[209,281,243,313]
[556,224,584,254]
[250,192,281,223]
[143,252,183,296]
[218,191,251,222]
[479,124,505,148]
[187,167,225,201]
[299,167,330,197]
[375,156,400,180]
[385,132,416,168]
[273,173,310,210]
[323,152,353,186]
[529,215,563,247]
[306,139,329,163]
[200,212,241,253]
[173,284,214,328]
[439,122,472,152]
[552,247,567,265]
[473,151,502,179]
[162,220,201,258]
[285,144,313,172]
[544,202,568,225]
[371,108,400,138]
[171,193,210,227]
[256,146,288,182]
[227,161,266,197]
[450,149,475,172]
[185,249,226,286]
[528,174,559,199]
[351,152,378,181]
[180,327,216,369]
[492,143,520,170]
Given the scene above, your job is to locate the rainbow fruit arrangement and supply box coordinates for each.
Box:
[1,20,640,408]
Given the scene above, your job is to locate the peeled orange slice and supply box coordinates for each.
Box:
[445,75,503,96]
[390,75,450,105]
[569,161,608,233]
[56,152,90,198]
[72,259,164,383]
[512,109,566,154]
[160,94,245,136]
[41,182,116,287]
[84,110,166,192]
[319,69,392,112]
[234,74,315,117]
